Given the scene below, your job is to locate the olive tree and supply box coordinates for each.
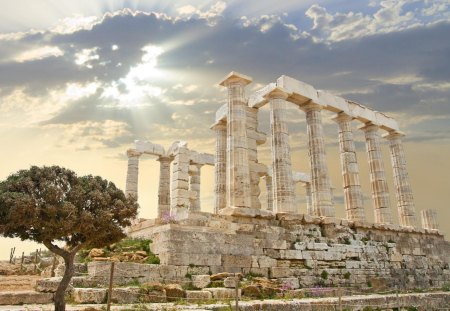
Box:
[0,166,138,311]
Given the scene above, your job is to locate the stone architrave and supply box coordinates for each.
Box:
[383,131,417,227]
[301,103,334,217]
[421,209,439,230]
[157,156,172,218]
[332,113,365,222]
[359,122,392,224]
[262,175,273,211]
[266,87,295,213]
[211,121,227,213]
[125,149,142,199]
[189,164,202,212]
[219,72,252,208]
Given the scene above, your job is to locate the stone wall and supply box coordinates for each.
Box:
[129,212,450,290]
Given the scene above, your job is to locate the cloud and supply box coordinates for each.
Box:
[0,5,449,152]
[13,45,64,62]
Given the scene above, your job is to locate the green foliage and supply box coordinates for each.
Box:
[207,280,224,288]
[388,238,395,243]
[0,166,138,248]
[367,280,372,288]
[406,307,418,311]
[320,270,328,280]
[343,272,351,280]
[126,278,141,287]
[442,283,450,291]
[245,271,264,280]
[343,237,351,245]
[185,273,192,279]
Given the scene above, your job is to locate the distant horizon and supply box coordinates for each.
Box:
[1,0,450,260]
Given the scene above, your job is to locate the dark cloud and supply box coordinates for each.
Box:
[1,10,449,149]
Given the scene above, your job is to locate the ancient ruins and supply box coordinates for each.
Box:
[125,72,450,290]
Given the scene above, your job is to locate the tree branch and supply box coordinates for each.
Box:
[43,240,68,258]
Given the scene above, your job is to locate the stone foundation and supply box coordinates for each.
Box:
[129,212,450,290]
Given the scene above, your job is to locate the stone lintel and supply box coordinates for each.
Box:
[263,85,291,100]
[218,71,252,87]
[126,149,142,157]
[135,140,165,156]
[219,207,274,219]
[276,75,319,106]
[190,151,214,166]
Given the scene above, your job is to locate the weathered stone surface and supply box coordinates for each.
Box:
[0,291,53,305]
[72,288,107,304]
[35,277,61,292]
[205,287,241,299]
[192,275,211,289]
[223,276,238,288]
[185,290,213,300]
[111,287,140,304]
[164,284,186,301]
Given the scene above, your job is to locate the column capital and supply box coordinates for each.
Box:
[358,122,379,133]
[218,71,252,87]
[210,120,227,131]
[157,155,172,163]
[299,101,322,112]
[263,86,290,100]
[331,112,353,124]
[382,130,405,140]
[127,149,142,158]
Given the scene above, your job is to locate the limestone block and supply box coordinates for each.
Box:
[306,242,329,250]
[316,90,349,113]
[222,255,252,267]
[271,267,292,278]
[205,288,241,299]
[36,277,61,292]
[135,140,165,155]
[186,290,212,300]
[346,261,361,269]
[293,242,306,250]
[0,291,54,305]
[164,284,186,302]
[72,288,107,304]
[224,276,238,288]
[280,250,303,260]
[276,75,318,104]
[111,287,140,304]
[254,256,278,268]
[280,277,300,289]
[248,83,275,108]
[390,252,403,262]
[192,275,211,289]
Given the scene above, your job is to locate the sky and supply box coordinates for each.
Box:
[0,0,450,260]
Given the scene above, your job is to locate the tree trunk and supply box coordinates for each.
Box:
[54,253,75,311]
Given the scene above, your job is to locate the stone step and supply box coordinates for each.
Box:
[0,291,53,305]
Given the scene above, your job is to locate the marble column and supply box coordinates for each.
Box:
[247,107,262,209]
[301,103,334,217]
[421,209,439,230]
[332,113,365,222]
[212,121,227,213]
[383,131,417,227]
[304,182,313,216]
[219,72,252,208]
[189,164,202,212]
[359,122,392,224]
[157,156,171,218]
[262,175,273,212]
[170,143,191,215]
[267,88,295,213]
[125,149,141,199]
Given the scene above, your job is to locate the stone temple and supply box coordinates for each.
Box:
[125,72,450,289]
